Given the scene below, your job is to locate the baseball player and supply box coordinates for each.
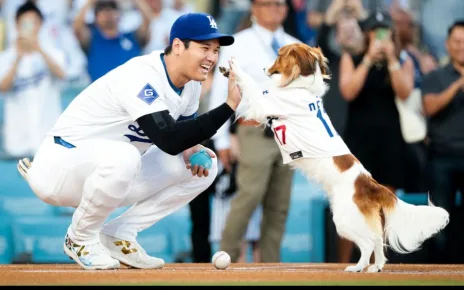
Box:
[16,12,240,270]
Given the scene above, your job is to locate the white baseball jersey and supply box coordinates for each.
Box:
[49,50,201,154]
[259,73,351,164]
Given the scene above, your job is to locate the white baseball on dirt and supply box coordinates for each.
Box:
[212,251,231,270]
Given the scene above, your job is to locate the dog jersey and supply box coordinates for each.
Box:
[49,50,201,154]
[264,75,351,164]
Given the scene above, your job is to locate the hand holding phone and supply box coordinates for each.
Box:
[375,28,389,41]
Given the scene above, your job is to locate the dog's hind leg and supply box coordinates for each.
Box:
[343,236,375,273]
[367,235,386,273]
[333,207,375,272]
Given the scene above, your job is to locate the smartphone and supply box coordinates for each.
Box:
[376,28,389,41]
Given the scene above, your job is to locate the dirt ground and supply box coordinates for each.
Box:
[1,263,464,285]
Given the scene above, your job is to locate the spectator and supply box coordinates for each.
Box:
[143,0,181,55]
[340,10,414,192]
[0,1,65,158]
[421,20,464,264]
[209,0,299,263]
[339,10,414,262]
[73,0,152,82]
[2,0,87,83]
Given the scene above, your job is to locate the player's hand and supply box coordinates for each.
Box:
[183,145,216,178]
[226,59,241,110]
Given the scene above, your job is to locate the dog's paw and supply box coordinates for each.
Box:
[344,265,364,273]
[219,66,230,78]
[367,264,383,273]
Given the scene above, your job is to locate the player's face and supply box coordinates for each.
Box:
[182,39,220,82]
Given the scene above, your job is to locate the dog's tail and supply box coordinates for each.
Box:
[382,190,449,254]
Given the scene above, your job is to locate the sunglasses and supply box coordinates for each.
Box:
[254,1,287,8]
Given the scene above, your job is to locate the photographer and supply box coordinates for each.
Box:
[340,11,414,193]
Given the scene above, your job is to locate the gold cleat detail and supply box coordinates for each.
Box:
[114,240,138,254]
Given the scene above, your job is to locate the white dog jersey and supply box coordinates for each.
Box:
[49,50,201,154]
[235,63,351,164]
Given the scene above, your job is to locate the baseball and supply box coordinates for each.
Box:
[212,251,231,270]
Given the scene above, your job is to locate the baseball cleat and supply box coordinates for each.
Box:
[17,158,32,181]
[63,234,120,270]
[100,233,165,269]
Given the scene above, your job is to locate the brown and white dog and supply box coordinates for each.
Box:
[220,43,449,273]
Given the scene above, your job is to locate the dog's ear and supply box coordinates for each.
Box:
[267,44,331,86]
[280,46,302,87]
[267,45,302,87]
[312,47,331,80]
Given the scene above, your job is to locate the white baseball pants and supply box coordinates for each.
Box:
[26,136,217,245]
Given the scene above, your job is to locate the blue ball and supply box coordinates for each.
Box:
[189,149,212,169]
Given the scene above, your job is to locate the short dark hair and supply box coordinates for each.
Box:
[15,0,44,22]
[164,39,191,55]
[94,0,119,16]
[448,20,464,38]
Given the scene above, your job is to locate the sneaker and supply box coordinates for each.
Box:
[100,233,165,269]
[63,234,120,270]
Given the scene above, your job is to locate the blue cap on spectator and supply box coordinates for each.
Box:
[169,13,235,46]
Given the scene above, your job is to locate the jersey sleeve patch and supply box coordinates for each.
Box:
[137,83,159,105]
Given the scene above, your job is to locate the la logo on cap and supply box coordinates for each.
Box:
[207,15,217,29]
[376,12,384,22]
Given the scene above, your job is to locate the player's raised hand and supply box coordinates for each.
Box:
[226,59,241,111]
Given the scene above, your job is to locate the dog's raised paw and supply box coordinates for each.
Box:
[344,265,363,273]
[367,265,383,273]
[219,66,230,78]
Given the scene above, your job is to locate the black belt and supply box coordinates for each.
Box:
[54,136,76,149]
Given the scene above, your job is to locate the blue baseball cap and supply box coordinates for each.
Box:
[169,13,235,46]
